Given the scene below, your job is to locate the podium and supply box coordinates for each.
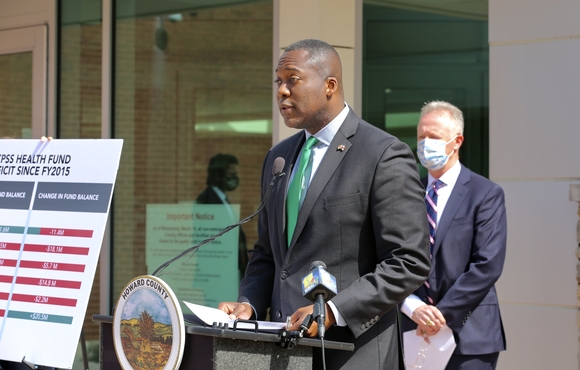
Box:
[93,314,354,370]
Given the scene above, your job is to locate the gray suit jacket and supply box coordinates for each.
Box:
[402,164,507,356]
[239,110,430,369]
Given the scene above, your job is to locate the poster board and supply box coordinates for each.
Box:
[0,139,123,368]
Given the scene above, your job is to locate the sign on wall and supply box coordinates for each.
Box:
[146,203,239,309]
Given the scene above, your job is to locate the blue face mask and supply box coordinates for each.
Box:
[417,137,456,171]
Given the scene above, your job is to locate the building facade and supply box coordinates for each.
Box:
[0,0,579,368]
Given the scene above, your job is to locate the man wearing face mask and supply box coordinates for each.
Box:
[196,153,248,276]
[400,101,507,370]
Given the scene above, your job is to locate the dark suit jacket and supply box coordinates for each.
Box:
[402,164,507,356]
[196,187,248,272]
[239,110,431,369]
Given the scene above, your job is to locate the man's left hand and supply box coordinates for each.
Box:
[217,301,253,320]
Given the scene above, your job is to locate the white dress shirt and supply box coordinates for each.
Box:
[287,104,349,189]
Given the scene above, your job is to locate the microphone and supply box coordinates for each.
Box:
[271,156,285,177]
[301,261,337,338]
[152,157,286,277]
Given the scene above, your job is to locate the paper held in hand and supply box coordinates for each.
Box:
[403,325,456,370]
[183,301,286,332]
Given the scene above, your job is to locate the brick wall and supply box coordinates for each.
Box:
[60,21,104,339]
[60,1,273,340]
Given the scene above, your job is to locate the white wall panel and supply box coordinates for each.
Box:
[497,181,577,306]
[491,1,580,368]
[0,0,53,28]
[490,0,580,43]
[490,39,580,180]
[497,303,577,369]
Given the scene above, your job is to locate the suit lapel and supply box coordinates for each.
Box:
[289,110,357,247]
[432,165,471,257]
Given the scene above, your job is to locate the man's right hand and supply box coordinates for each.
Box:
[217,301,253,320]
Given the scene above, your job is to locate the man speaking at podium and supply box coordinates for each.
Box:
[218,39,430,369]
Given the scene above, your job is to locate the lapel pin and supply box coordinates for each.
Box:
[337,144,345,152]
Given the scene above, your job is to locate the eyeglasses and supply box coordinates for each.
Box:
[412,337,429,368]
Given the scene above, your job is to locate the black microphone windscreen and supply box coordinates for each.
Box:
[309,260,327,271]
[272,157,285,176]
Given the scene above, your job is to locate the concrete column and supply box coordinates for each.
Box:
[272,0,362,144]
[490,0,580,368]
[570,184,580,369]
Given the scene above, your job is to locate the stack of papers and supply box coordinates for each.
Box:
[183,301,286,332]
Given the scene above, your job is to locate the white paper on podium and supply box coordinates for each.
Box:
[183,301,286,332]
[403,325,456,370]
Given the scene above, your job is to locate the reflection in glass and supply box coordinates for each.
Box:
[113,1,273,306]
[58,0,103,342]
[0,52,32,138]
[59,0,103,139]
[363,5,489,177]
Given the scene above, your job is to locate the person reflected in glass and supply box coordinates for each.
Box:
[196,153,248,277]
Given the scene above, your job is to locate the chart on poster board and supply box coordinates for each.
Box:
[0,139,123,369]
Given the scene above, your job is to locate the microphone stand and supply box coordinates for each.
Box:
[313,294,326,338]
[152,169,285,277]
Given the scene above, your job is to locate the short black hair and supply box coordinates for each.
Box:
[206,153,238,186]
[284,39,340,78]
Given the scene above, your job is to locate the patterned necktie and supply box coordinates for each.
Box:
[426,179,445,255]
[424,179,444,304]
[287,136,319,245]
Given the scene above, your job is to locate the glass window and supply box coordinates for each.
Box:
[363,4,489,177]
[113,1,273,310]
[0,52,32,138]
[58,0,103,342]
[59,0,103,139]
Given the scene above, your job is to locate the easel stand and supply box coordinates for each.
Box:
[93,315,354,370]
[79,328,90,370]
[21,357,39,370]
[18,327,90,370]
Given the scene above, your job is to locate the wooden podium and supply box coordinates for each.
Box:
[93,315,354,370]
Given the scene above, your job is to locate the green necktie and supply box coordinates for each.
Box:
[287,136,319,245]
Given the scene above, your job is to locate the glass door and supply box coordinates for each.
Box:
[0,25,47,138]
[363,5,489,177]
